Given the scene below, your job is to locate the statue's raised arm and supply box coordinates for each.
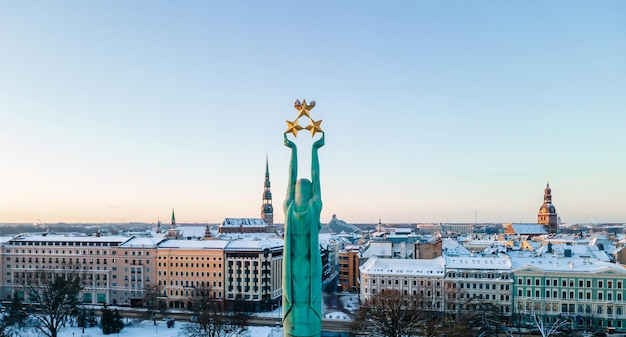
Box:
[284,133,298,210]
[311,132,324,204]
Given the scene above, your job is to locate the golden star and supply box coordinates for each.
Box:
[295,99,316,119]
[305,118,323,137]
[285,119,303,137]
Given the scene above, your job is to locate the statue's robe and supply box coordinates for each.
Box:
[282,193,322,337]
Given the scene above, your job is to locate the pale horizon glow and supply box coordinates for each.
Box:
[1,2,625,225]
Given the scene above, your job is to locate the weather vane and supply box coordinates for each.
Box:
[285,99,323,137]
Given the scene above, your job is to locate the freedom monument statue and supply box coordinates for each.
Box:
[282,99,324,337]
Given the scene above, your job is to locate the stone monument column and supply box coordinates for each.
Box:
[282,99,324,337]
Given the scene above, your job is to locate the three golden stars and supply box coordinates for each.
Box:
[285,99,323,137]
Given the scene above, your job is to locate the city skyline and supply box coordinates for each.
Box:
[1,2,625,225]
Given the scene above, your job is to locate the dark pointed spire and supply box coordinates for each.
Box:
[261,155,274,225]
[171,208,176,229]
[265,154,271,187]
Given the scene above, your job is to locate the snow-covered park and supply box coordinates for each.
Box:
[14,320,281,337]
[9,292,358,337]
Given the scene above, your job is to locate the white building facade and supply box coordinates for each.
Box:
[359,256,446,310]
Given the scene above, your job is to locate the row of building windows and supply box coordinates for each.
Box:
[446,272,511,279]
[457,283,509,290]
[157,270,221,277]
[368,278,441,287]
[518,302,625,316]
[7,241,121,247]
[7,249,152,256]
[454,293,510,301]
[158,279,222,287]
[157,255,221,260]
[518,289,624,301]
[6,257,150,265]
[166,289,222,297]
[157,262,221,268]
[8,264,111,271]
[518,278,623,289]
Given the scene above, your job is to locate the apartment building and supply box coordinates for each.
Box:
[359,256,446,310]
[224,238,283,312]
[338,245,362,292]
[511,249,626,331]
[156,239,228,309]
[444,254,513,317]
[1,234,138,305]
[1,232,285,313]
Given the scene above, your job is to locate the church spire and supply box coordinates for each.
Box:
[261,155,274,225]
[544,182,552,204]
[538,182,558,234]
[171,208,176,229]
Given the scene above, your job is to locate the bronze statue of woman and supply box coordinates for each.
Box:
[282,132,324,337]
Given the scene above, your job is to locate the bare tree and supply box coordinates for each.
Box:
[26,271,82,337]
[229,297,251,337]
[530,312,569,337]
[354,289,482,337]
[353,290,422,337]
[436,288,477,337]
[142,283,166,325]
[184,287,248,337]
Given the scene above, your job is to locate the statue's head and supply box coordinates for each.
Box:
[295,178,312,204]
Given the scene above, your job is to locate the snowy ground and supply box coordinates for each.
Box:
[15,292,359,337]
[18,321,281,337]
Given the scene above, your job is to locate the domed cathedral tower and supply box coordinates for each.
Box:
[538,183,558,234]
[261,156,274,225]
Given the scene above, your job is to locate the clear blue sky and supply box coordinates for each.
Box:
[1,2,625,225]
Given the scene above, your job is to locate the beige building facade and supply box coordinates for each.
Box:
[156,240,228,309]
[0,235,160,306]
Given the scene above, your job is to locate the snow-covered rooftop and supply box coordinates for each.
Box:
[361,241,392,258]
[510,223,548,235]
[158,239,229,250]
[221,218,267,227]
[120,237,165,248]
[224,238,284,251]
[445,254,512,270]
[442,238,471,256]
[217,232,281,241]
[174,226,207,238]
[6,234,131,245]
[360,256,445,276]
[510,255,626,273]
